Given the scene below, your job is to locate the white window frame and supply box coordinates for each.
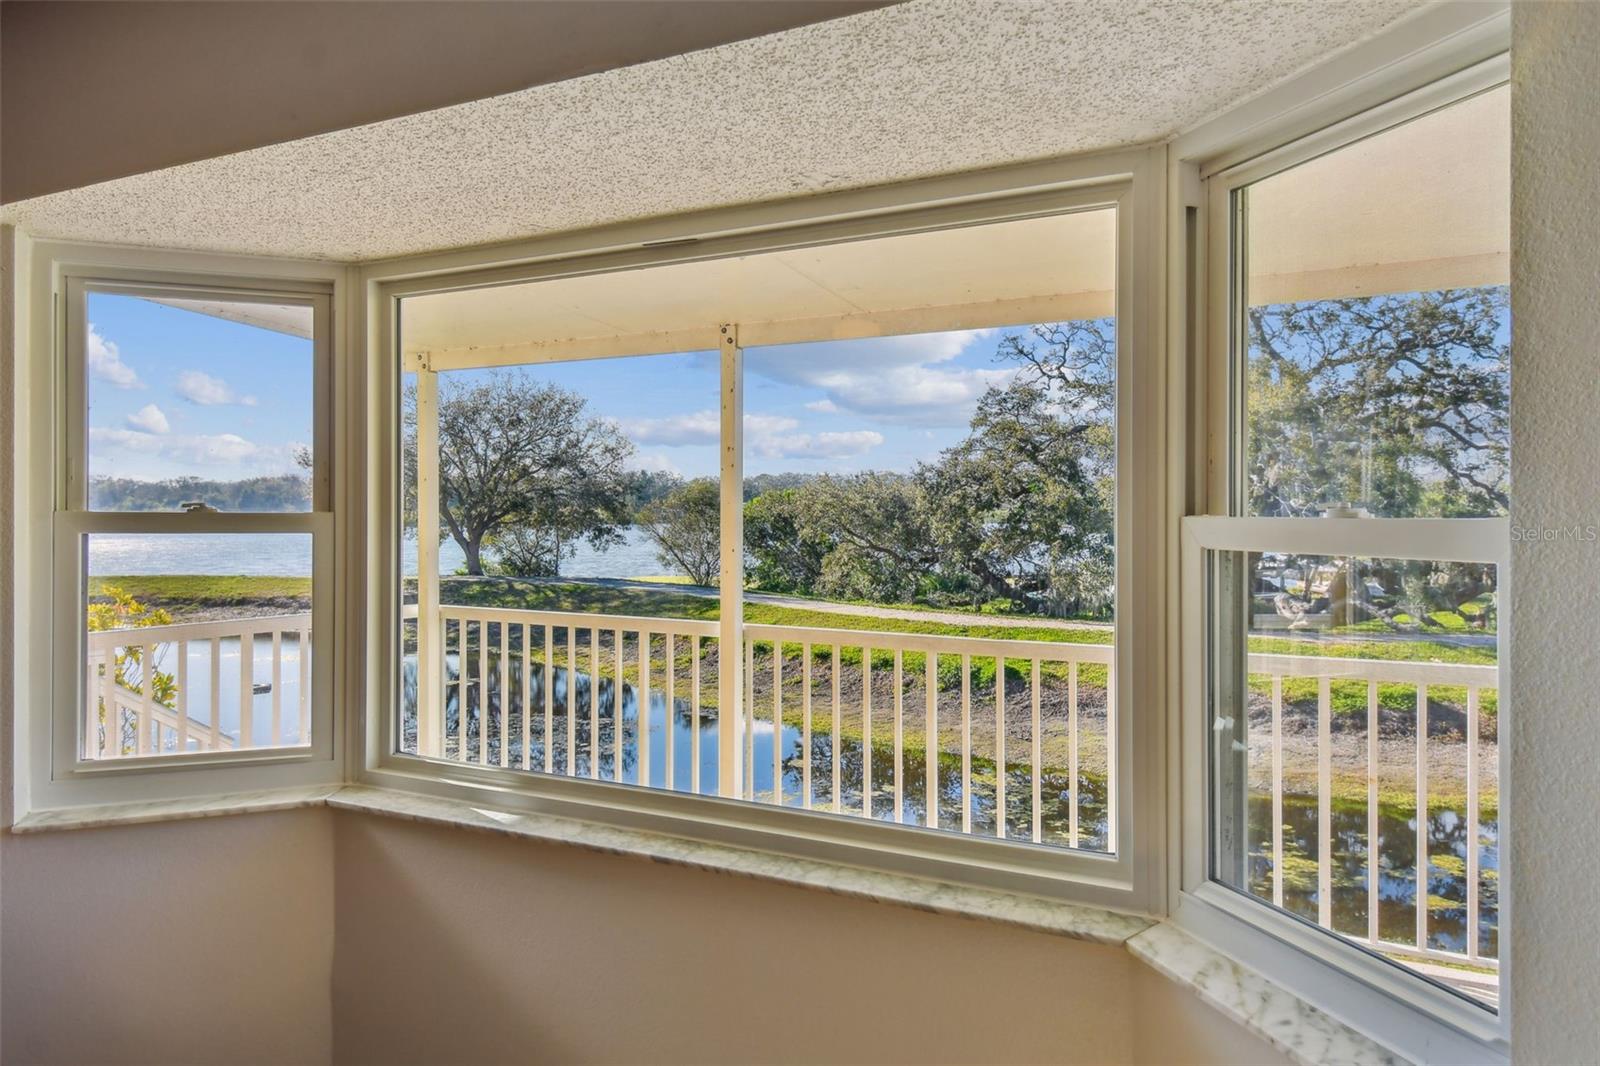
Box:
[15,243,349,814]
[1173,52,1514,1059]
[357,146,1170,914]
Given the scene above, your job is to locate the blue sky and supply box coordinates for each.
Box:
[86,293,313,482]
[86,293,1052,484]
[447,326,1032,481]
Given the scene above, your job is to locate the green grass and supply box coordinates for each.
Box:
[92,574,312,606]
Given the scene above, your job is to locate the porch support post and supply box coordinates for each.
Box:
[718,325,745,797]
[416,359,444,758]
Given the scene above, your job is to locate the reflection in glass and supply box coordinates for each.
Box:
[1210,551,1499,1008]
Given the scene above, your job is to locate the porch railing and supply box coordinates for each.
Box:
[1247,650,1499,976]
[87,613,313,758]
[410,603,1497,986]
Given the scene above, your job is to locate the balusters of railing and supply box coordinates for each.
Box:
[477,622,488,765]
[1272,674,1284,908]
[569,624,582,771]
[588,626,600,779]
[271,630,284,747]
[773,641,783,805]
[140,641,155,754]
[665,633,676,792]
[1031,659,1042,844]
[101,653,117,758]
[613,629,625,783]
[995,658,1006,840]
[924,652,937,830]
[830,645,841,814]
[639,631,652,787]
[894,650,905,824]
[802,643,813,809]
[176,641,190,753]
[744,639,755,800]
[691,635,702,794]
[456,621,468,760]
[498,623,509,769]
[862,646,872,816]
[960,653,970,833]
[1416,682,1429,953]
[1367,679,1379,946]
[1317,676,1332,928]
[1068,660,1080,849]
[1466,685,1481,963]
[210,638,223,753]
[542,624,553,773]
[238,630,254,745]
[298,626,311,746]
[519,623,531,772]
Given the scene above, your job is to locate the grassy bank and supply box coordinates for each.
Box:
[92,575,311,608]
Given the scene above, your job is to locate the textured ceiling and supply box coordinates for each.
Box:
[2,0,1424,262]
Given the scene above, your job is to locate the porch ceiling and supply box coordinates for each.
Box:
[399,210,1116,367]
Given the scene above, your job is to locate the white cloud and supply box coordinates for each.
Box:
[624,408,882,461]
[125,404,170,434]
[175,369,257,407]
[629,409,719,446]
[747,428,884,460]
[627,452,682,477]
[87,325,141,389]
[89,427,292,470]
[746,329,1008,425]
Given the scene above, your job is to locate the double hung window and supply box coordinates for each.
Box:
[51,271,334,784]
[1191,82,1510,1016]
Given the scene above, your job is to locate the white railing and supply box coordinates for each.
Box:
[416,605,1115,850]
[410,605,1497,981]
[1248,651,1499,975]
[87,613,312,758]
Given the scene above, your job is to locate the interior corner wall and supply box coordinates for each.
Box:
[0,810,336,1066]
[1508,2,1600,1062]
[329,812,1288,1066]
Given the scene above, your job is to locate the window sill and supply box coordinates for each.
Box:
[10,784,1402,1065]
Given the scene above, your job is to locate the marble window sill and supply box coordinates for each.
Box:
[10,784,1404,1065]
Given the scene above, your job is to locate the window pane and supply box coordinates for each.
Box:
[399,352,721,772]
[1243,87,1509,518]
[85,291,315,511]
[85,533,313,757]
[1209,551,1500,1009]
[395,206,1119,855]
[738,315,1116,849]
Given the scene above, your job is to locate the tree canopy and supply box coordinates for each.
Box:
[1246,287,1510,517]
[404,373,635,576]
[637,477,721,586]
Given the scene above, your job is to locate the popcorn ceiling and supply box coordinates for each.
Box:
[2,0,1421,261]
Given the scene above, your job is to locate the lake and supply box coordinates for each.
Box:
[87,526,667,579]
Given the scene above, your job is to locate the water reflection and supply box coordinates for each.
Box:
[400,651,1110,852]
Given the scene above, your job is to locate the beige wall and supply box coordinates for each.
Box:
[330,814,1286,1066]
[1,810,336,1066]
[1508,2,1600,1062]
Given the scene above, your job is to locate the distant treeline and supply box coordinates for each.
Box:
[88,475,311,512]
